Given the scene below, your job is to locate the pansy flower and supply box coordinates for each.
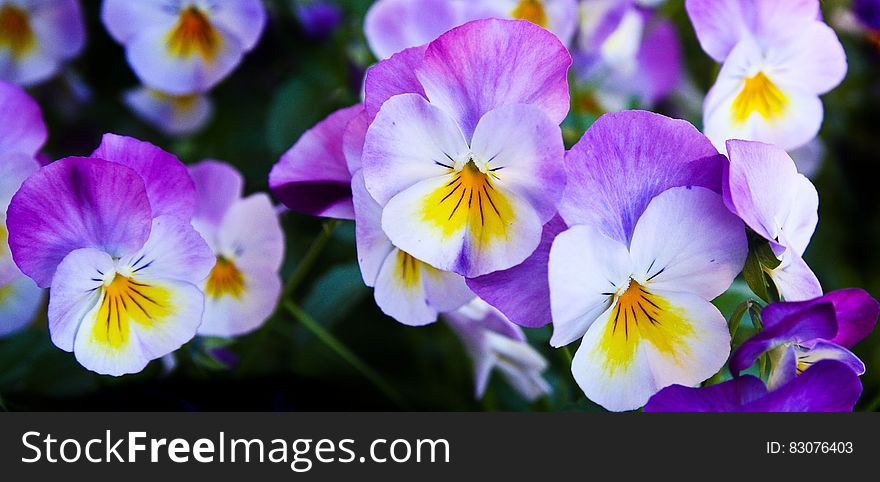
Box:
[295,1,343,39]
[723,140,821,301]
[686,0,847,151]
[189,160,285,337]
[124,86,214,137]
[445,297,551,401]
[102,0,267,95]
[730,289,879,390]
[364,0,578,59]
[549,110,748,411]
[644,360,862,412]
[361,19,569,278]
[0,81,44,336]
[0,0,85,86]
[7,134,214,375]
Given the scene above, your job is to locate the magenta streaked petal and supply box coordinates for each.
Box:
[560,110,723,245]
[417,18,571,140]
[0,81,47,156]
[363,45,428,120]
[7,157,153,288]
[188,160,244,230]
[92,134,196,221]
[269,104,362,219]
[467,216,566,328]
[343,109,370,174]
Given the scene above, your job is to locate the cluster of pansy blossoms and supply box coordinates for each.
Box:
[0,0,877,412]
[270,1,879,411]
[102,0,267,136]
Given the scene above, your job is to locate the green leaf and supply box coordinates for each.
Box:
[742,232,782,304]
[266,73,347,154]
[301,262,371,328]
[727,300,752,338]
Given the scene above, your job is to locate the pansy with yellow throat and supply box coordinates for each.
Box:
[687,0,847,151]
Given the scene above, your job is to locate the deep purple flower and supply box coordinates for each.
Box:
[645,360,862,412]
[296,1,344,38]
[855,0,880,30]
[730,289,879,390]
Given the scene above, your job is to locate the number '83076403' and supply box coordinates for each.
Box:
[766,442,853,454]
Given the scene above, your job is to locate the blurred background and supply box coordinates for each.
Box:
[1,0,878,411]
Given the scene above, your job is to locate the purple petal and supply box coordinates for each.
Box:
[269,104,362,219]
[188,160,244,228]
[729,302,837,376]
[417,18,571,140]
[7,157,153,288]
[364,0,461,59]
[0,81,47,156]
[634,16,682,105]
[644,376,768,412]
[749,360,862,412]
[364,45,428,120]
[855,0,880,29]
[92,134,196,221]
[467,216,566,328]
[762,288,880,348]
[560,110,723,245]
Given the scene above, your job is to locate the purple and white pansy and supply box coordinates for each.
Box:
[102,0,267,95]
[0,0,86,86]
[7,134,214,375]
[189,160,285,337]
[687,0,847,151]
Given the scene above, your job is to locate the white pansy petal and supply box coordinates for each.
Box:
[422,264,474,313]
[101,0,177,43]
[572,302,655,412]
[641,289,730,391]
[124,87,214,137]
[0,275,43,337]
[120,215,215,286]
[362,93,470,206]
[630,187,747,300]
[48,248,114,352]
[210,0,267,50]
[573,287,729,411]
[73,276,204,376]
[766,22,846,95]
[373,248,439,326]
[469,103,566,222]
[217,193,285,272]
[779,174,819,255]
[199,262,281,337]
[548,225,632,347]
[352,171,394,287]
[381,174,543,278]
[770,247,822,302]
[126,24,244,95]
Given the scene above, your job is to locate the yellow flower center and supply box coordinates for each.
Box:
[596,280,694,374]
[0,4,36,59]
[731,71,789,124]
[206,257,246,299]
[513,0,548,28]
[93,274,173,348]
[421,160,515,249]
[166,6,221,61]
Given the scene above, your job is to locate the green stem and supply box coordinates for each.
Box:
[560,345,573,365]
[864,390,880,412]
[285,301,408,409]
[282,219,339,300]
